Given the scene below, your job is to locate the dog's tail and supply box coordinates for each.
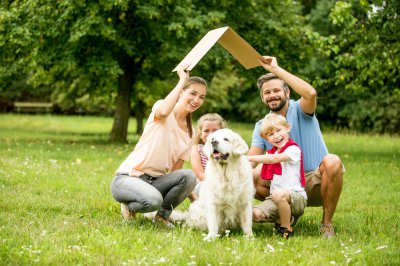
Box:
[143,210,188,222]
[169,210,188,222]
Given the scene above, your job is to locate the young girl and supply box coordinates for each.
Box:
[248,113,307,238]
[110,65,207,227]
[189,113,226,201]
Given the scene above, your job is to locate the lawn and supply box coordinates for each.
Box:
[0,114,399,265]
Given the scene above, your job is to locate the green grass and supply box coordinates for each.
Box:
[0,114,399,265]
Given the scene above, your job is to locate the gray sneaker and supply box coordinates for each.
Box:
[320,223,335,238]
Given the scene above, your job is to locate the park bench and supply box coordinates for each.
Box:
[14,102,53,113]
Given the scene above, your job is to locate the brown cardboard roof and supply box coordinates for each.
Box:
[173,26,262,71]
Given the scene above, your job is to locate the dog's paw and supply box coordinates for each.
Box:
[243,232,254,240]
[203,233,218,241]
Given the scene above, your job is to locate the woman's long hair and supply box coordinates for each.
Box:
[183,77,207,138]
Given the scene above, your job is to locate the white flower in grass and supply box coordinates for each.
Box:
[122,262,127,265]
[190,255,196,259]
[40,230,46,236]
[231,250,237,255]
[313,245,318,248]
[346,258,352,263]
[266,244,275,252]
[329,261,336,265]
[75,158,81,165]
[277,241,284,245]
[376,245,388,250]
[33,259,40,263]
[225,230,230,236]
[158,257,166,263]
[353,249,362,254]
[178,247,183,252]
[188,262,196,265]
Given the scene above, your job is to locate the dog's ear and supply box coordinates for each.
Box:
[203,137,213,159]
[233,133,249,155]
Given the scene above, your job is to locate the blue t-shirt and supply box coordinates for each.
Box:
[251,99,328,172]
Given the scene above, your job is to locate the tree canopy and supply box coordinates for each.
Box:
[1,0,399,141]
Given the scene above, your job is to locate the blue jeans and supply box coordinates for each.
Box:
[110,169,196,219]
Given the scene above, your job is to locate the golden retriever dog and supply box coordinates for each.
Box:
[183,128,254,240]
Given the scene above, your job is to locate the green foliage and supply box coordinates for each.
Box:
[306,0,400,134]
[1,1,398,134]
[0,0,316,117]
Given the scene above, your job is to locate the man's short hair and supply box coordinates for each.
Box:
[257,73,289,97]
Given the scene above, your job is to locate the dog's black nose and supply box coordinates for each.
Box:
[211,139,218,146]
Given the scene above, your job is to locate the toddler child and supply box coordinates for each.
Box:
[247,113,306,238]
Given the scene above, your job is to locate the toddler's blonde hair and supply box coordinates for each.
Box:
[260,113,290,137]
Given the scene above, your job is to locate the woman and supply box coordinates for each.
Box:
[110,64,207,228]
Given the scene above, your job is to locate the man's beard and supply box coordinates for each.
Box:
[266,96,287,112]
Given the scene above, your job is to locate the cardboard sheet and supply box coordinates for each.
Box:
[173,26,263,71]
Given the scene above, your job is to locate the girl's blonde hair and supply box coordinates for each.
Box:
[183,77,208,138]
[260,113,290,137]
[195,113,226,144]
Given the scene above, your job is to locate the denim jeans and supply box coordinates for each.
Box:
[110,169,196,219]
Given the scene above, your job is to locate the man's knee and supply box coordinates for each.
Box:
[252,207,266,222]
[254,185,269,201]
[321,154,343,178]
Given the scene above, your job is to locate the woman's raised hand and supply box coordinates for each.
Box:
[176,63,190,81]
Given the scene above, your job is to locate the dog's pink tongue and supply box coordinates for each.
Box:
[213,152,221,159]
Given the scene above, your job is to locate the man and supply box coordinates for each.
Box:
[249,56,344,237]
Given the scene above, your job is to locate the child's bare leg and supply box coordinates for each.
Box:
[272,188,291,229]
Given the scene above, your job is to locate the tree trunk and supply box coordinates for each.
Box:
[110,60,134,143]
[135,98,145,135]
